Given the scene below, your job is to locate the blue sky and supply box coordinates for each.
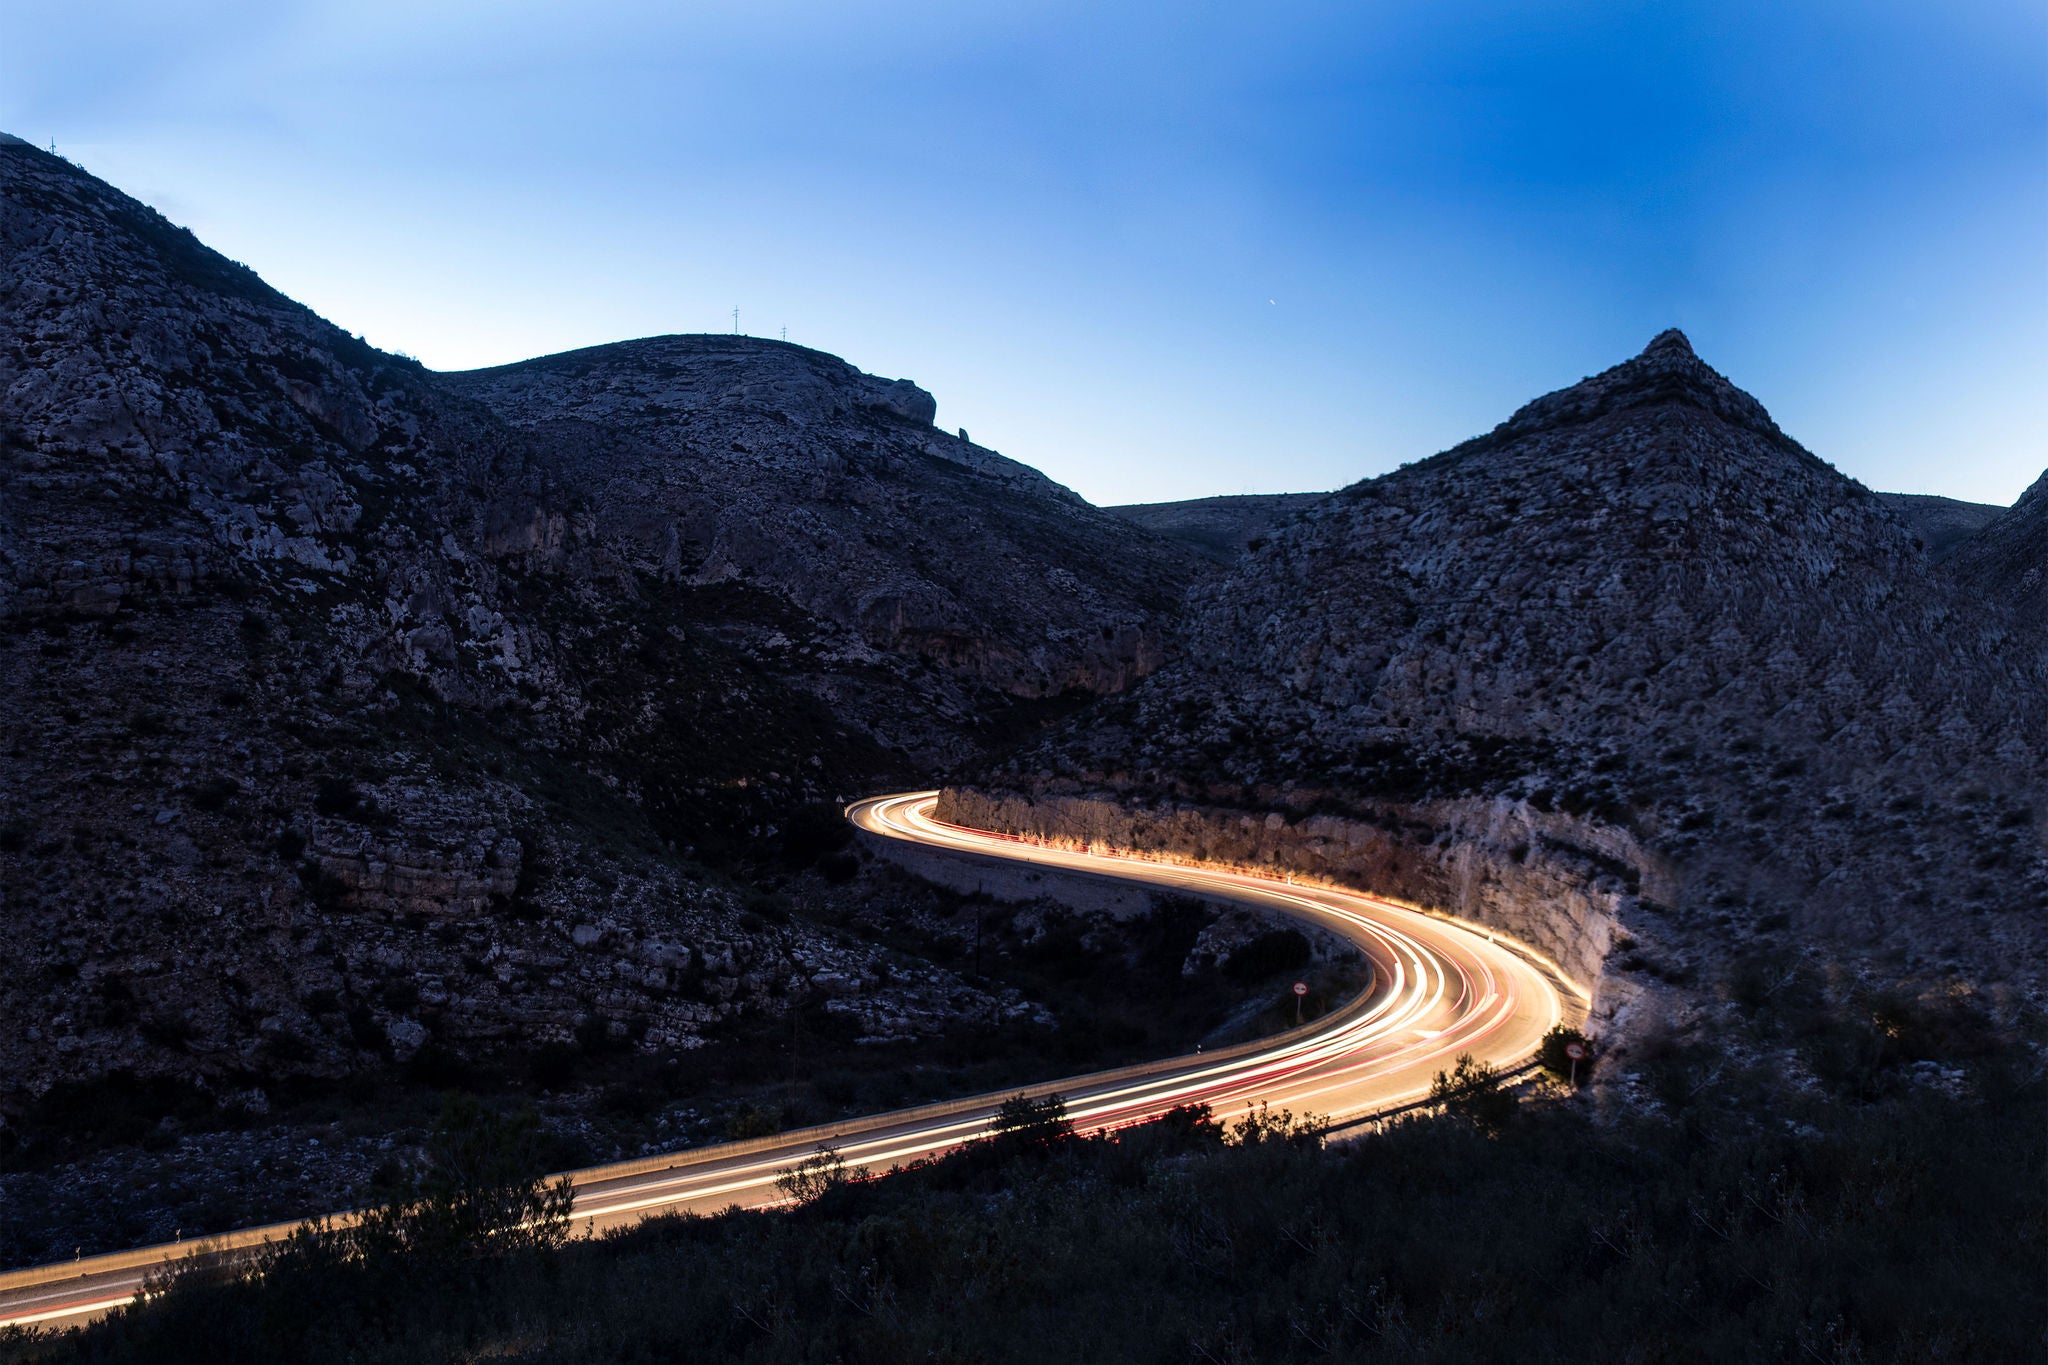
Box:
[5,1,2043,506]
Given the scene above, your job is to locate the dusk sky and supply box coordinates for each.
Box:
[5,1,2043,507]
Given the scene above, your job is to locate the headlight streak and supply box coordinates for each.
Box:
[0,790,1575,1330]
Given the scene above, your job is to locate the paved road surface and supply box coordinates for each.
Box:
[0,790,1579,1331]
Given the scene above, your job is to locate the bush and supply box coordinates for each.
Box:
[1536,1023,1591,1081]
[346,1095,575,1261]
[188,777,240,813]
[1431,1052,1516,1135]
[1223,927,1312,982]
[774,1144,864,1207]
[988,1093,1073,1153]
[1225,1100,1323,1147]
[778,804,854,868]
[724,1104,782,1141]
[311,778,367,820]
[13,1059,2041,1364]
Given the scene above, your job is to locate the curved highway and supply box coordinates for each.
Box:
[0,790,1580,1331]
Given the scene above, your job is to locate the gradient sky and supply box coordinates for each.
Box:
[5,1,2044,506]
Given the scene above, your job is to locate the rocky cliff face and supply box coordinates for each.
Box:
[957,331,2048,1035]
[0,135,1198,1121]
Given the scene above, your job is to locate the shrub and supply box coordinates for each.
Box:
[988,1093,1073,1153]
[778,803,854,868]
[189,777,240,812]
[1226,1101,1323,1147]
[774,1144,864,1207]
[342,1096,573,1262]
[1431,1052,1516,1135]
[724,1104,782,1141]
[1223,927,1312,982]
[1536,1023,1591,1081]
[312,778,367,820]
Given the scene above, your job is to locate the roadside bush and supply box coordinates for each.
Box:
[774,1144,863,1207]
[1223,927,1312,982]
[341,1095,574,1262]
[988,1093,1073,1154]
[19,1068,2039,1364]
[1225,1100,1323,1148]
[1535,1023,1591,1080]
[725,1104,783,1141]
[1430,1052,1516,1135]
[777,803,854,869]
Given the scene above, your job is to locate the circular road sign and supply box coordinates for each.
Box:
[1564,1041,1587,1061]
[1292,981,1309,997]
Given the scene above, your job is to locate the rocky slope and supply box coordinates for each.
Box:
[0,133,1199,1125]
[450,338,1197,723]
[953,331,2048,1039]
[1107,492,1325,564]
[1944,470,2048,638]
[1875,491,2005,562]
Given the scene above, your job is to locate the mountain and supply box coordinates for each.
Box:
[949,331,2048,1038]
[1107,492,1326,564]
[0,135,1199,1116]
[445,336,1195,738]
[1944,470,2048,637]
[1876,491,2005,561]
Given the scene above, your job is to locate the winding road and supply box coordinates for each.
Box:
[0,790,1580,1331]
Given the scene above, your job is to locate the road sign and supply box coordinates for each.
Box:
[1291,980,1307,1024]
[1564,1041,1585,1061]
[1292,981,1308,996]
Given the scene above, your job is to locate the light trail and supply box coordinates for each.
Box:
[0,791,1577,1331]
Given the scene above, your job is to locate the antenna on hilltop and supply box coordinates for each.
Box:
[731,306,740,335]
[780,327,787,342]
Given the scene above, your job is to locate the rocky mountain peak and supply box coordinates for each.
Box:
[958,335,2048,1029]
[1473,329,1791,457]
[464,334,940,432]
[1642,327,1695,357]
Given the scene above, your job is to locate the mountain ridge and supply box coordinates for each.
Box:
[0,136,1198,1114]
[951,331,2048,1041]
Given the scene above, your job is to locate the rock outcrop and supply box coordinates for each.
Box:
[957,330,2048,1037]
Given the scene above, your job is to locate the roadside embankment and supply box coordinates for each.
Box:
[936,786,1671,1037]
